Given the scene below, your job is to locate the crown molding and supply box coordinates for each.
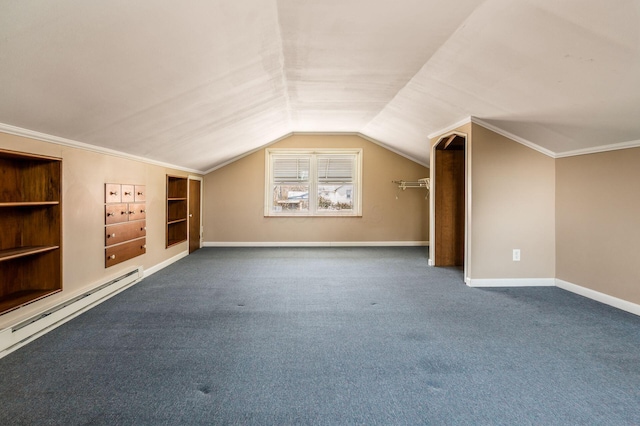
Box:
[291,131,429,166]
[355,133,428,167]
[429,116,557,158]
[473,118,640,159]
[430,116,640,159]
[202,132,294,174]
[292,131,359,136]
[427,117,472,140]
[204,131,428,174]
[469,117,557,158]
[0,122,205,174]
[555,138,640,158]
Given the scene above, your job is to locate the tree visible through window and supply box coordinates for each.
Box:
[265,149,362,216]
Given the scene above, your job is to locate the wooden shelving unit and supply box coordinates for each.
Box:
[166,175,188,247]
[0,149,62,315]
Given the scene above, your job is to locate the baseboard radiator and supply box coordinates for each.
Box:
[0,267,142,359]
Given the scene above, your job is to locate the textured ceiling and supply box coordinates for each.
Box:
[1,0,639,172]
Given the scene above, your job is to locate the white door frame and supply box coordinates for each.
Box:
[429,131,471,284]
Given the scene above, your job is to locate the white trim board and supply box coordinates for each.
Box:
[203,132,294,174]
[556,279,640,317]
[466,277,640,317]
[204,132,429,174]
[0,250,189,359]
[554,138,640,158]
[427,117,472,140]
[467,278,556,287]
[204,241,429,247]
[290,132,429,167]
[428,116,554,157]
[469,117,556,158]
[428,116,640,160]
[0,122,204,175]
[0,267,143,359]
[355,133,428,168]
[143,250,189,278]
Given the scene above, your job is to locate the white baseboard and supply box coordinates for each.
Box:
[203,241,429,247]
[0,250,190,359]
[143,250,189,277]
[467,278,556,287]
[556,279,640,317]
[0,267,143,359]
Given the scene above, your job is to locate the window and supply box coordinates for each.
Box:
[265,149,362,216]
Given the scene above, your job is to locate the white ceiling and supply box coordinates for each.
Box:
[1,0,639,172]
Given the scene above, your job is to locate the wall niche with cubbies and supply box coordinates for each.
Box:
[104,183,147,268]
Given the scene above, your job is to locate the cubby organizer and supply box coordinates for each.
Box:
[104,183,147,267]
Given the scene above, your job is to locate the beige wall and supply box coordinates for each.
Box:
[2,123,637,329]
[203,134,429,243]
[556,148,640,304]
[470,124,556,279]
[0,132,196,329]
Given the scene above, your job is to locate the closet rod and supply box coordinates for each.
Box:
[392,178,430,191]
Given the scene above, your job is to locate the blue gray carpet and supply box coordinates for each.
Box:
[1,247,639,425]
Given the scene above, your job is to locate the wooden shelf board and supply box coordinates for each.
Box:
[0,201,60,207]
[0,149,61,162]
[0,246,60,262]
[168,218,187,225]
[168,198,187,201]
[0,289,61,315]
[167,238,187,247]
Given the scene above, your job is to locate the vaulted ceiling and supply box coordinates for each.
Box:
[1,0,639,172]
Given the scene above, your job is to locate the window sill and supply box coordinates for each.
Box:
[264,214,362,218]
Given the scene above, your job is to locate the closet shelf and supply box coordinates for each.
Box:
[0,246,60,262]
[0,201,60,207]
[166,175,188,247]
[0,148,62,314]
[167,218,187,225]
[0,290,61,315]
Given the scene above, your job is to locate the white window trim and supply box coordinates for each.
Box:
[264,148,363,217]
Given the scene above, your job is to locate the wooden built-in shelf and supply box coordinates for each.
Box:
[0,246,60,262]
[0,201,60,207]
[0,148,62,314]
[0,289,62,315]
[166,175,188,248]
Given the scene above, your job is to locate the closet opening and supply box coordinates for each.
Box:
[433,133,466,272]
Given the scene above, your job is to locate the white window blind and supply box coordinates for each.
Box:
[317,156,353,183]
[265,149,362,216]
[273,157,310,183]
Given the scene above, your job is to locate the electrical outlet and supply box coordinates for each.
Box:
[513,249,521,262]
